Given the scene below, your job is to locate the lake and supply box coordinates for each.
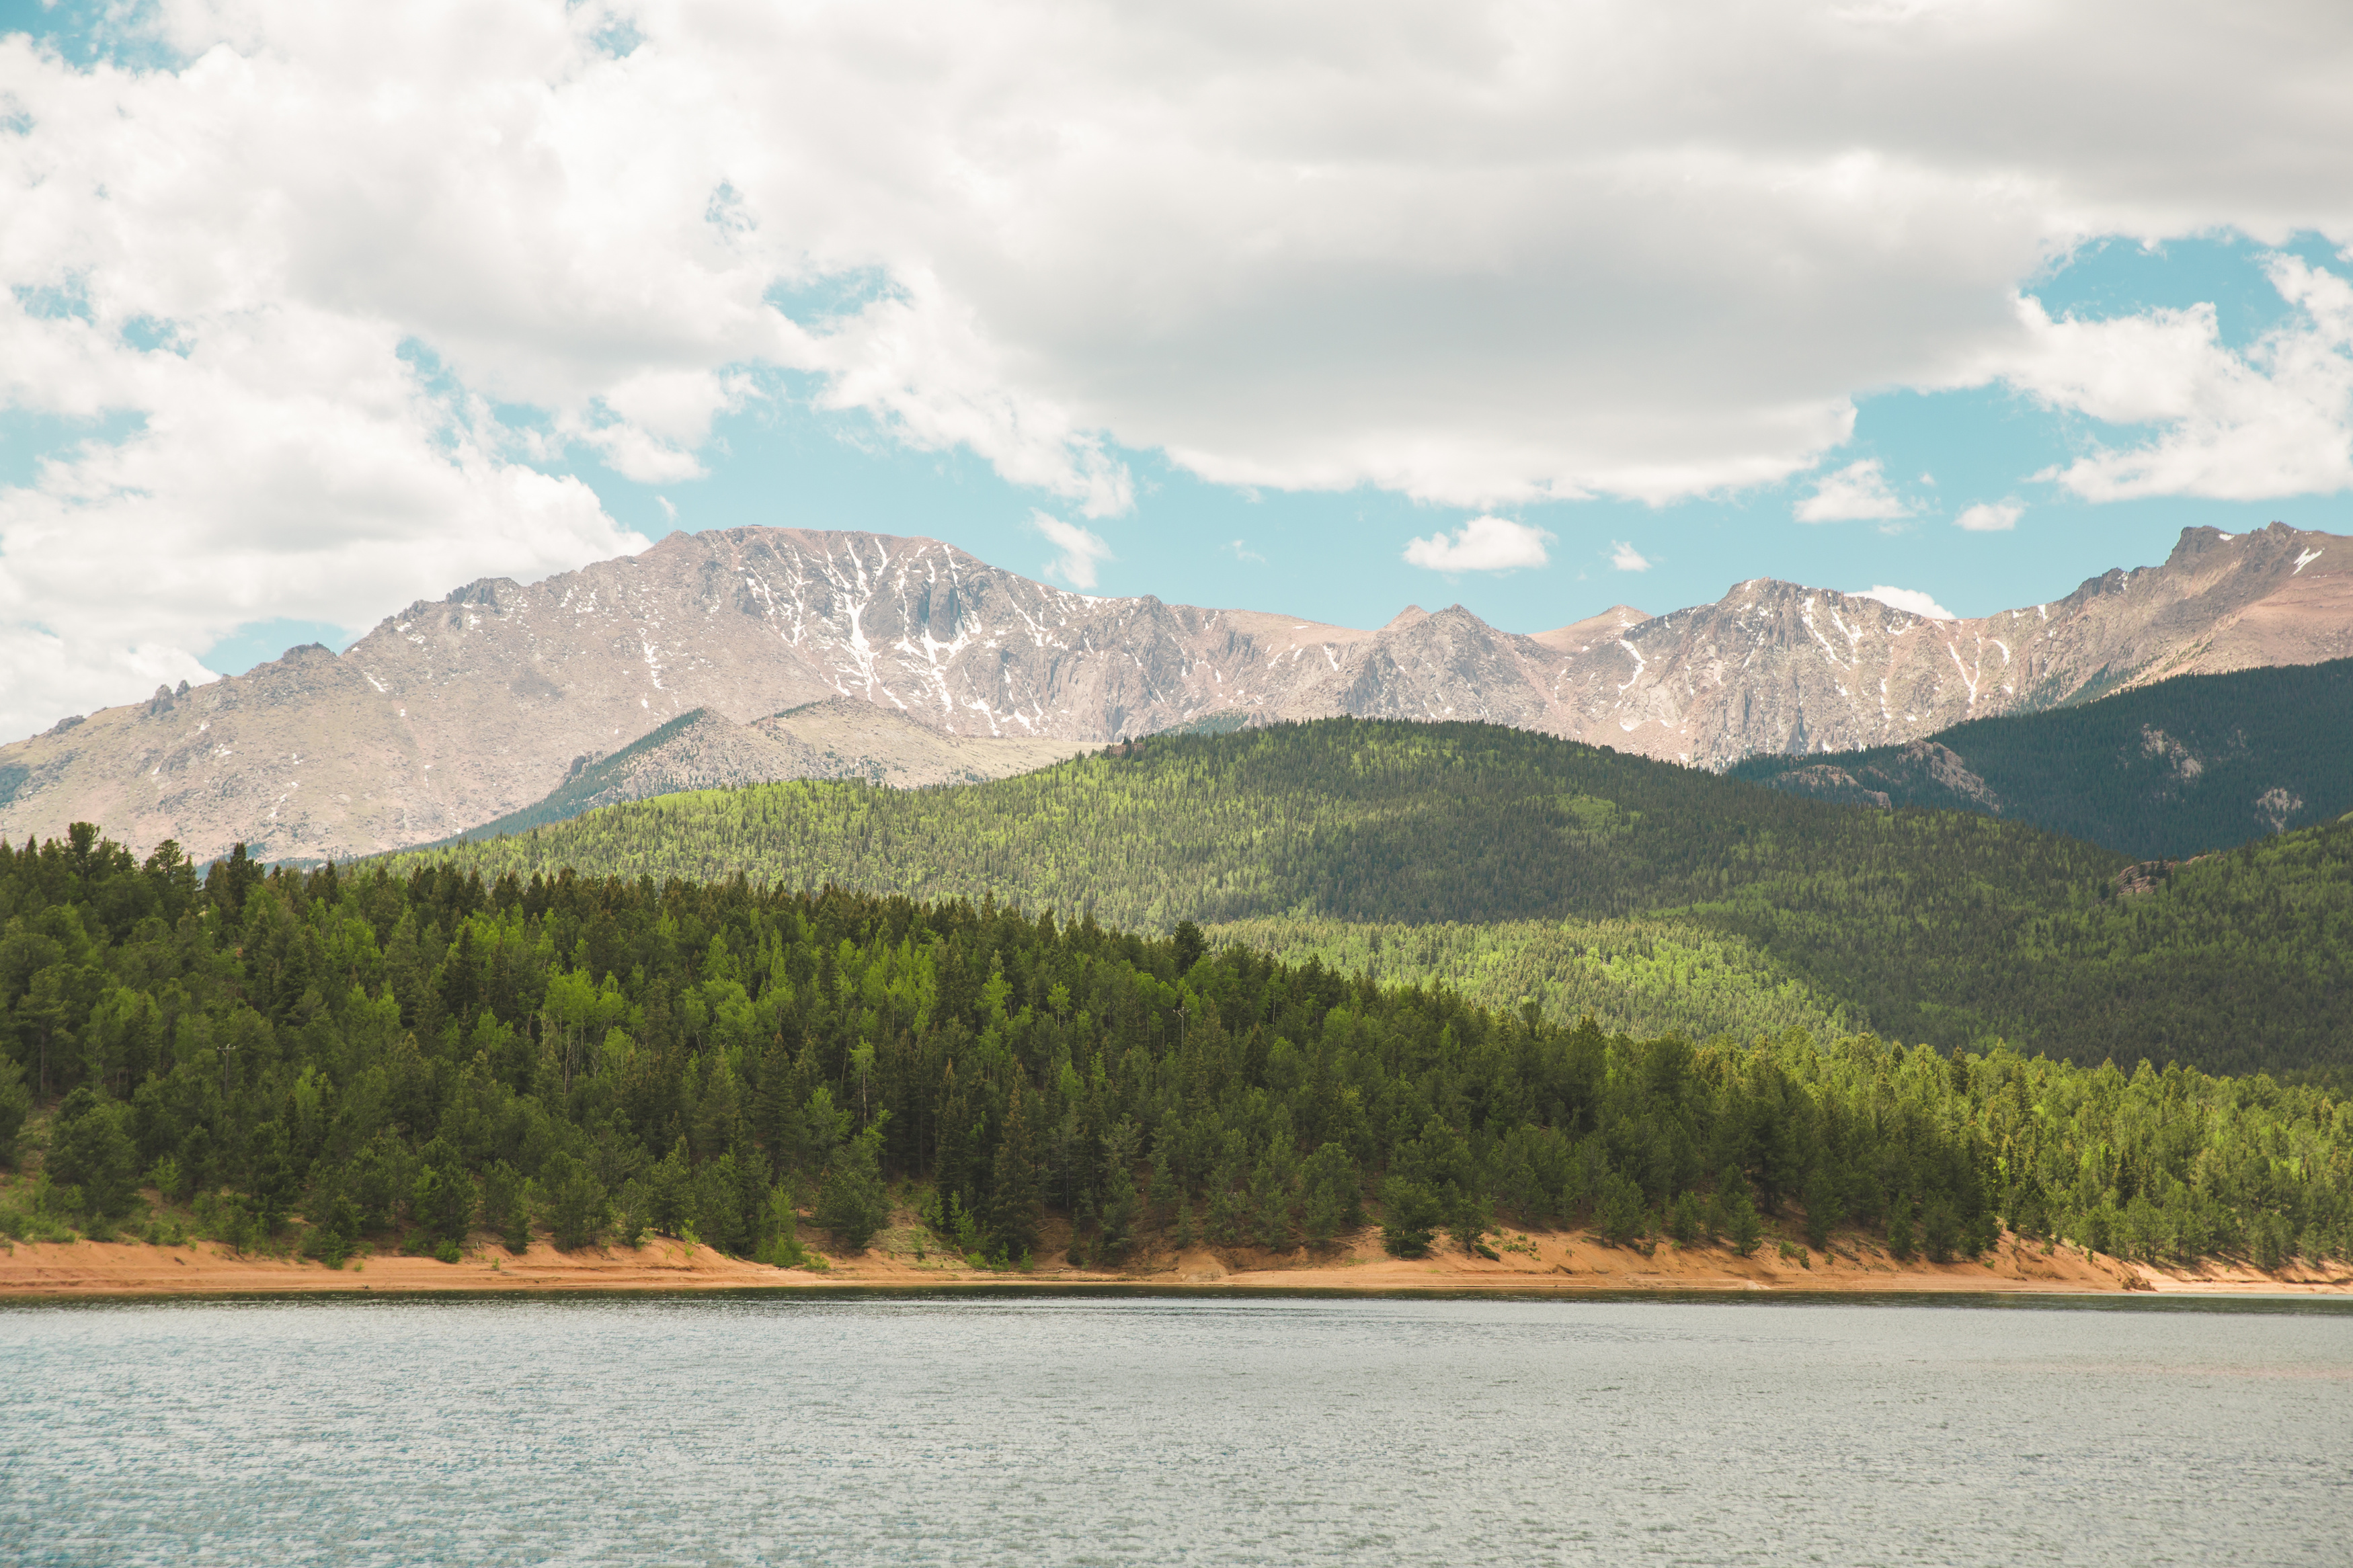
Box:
[3,1292,2349,1565]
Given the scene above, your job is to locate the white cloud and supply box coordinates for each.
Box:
[1853,585,1956,620]
[798,274,1134,518]
[9,2,2353,731]
[0,298,646,739]
[1955,500,2022,532]
[582,422,709,484]
[1993,257,2353,501]
[1226,540,1267,565]
[1609,540,1652,572]
[569,368,752,483]
[1796,459,1911,523]
[1031,510,1113,589]
[1402,515,1553,573]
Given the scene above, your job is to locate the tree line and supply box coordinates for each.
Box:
[3,824,2346,1274]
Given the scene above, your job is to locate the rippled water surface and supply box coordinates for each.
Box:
[4,1293,2350,1565]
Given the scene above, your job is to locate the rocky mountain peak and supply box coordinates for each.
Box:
[4,520,2348,862]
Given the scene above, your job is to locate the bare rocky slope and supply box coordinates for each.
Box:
[430,699,1086,846]
[2,520,2347,862]
[1586,520,2353,768]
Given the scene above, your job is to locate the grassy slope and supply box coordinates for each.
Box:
[397,718,2353,1076]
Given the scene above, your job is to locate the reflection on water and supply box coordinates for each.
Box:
[3,1294,2350,1566]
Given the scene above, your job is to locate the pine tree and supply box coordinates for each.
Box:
[1888,1196,1918,1262]
[1922,1199,1958,1264]
[1718,1162,1761,1257]
[1173,921,1205,975]
[541,1152,609,1251]
[647,1139,692,1236]
[1300,1143,1359,1248]
[988,1081,1041,1257]
[1148,1139,1177,1230]
[614,1178,649,1248]
[0,1054,30,1167]
[1801,1167,1841,1249]
[1248,1136,1296,1251]
[751,1034,795,1177]
[1380,1175,1441,1257]
[49,1089,138,1221]
[696,1149,750,1254]
[816,1120,891,1253]
[1097,1120,1142,1262]
[1726,1192,1763,1257]
[482,1161,531,1252]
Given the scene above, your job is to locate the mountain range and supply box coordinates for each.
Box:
[3,519,2348,862]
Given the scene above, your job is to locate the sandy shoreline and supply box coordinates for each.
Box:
[6,1224,2348,1301]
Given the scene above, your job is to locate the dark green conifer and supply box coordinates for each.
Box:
[1887,1196,1918,1262]
[988,1083,1041,1257]
[1380,1175,1441,1257]
[816,1120,891,1253]
[1800,1168,1841,1250]
[482,1161,531,1252]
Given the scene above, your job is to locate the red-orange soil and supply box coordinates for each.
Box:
[5,1223,2347,1298]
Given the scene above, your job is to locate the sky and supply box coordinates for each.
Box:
[4,0,2353,741]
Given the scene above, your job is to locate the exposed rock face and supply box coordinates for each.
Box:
[1753,764,1895,812]
[1546,522,2353,768]
[0,528,1393,862]
[2,520,2347,863]
[738,700,1087,791]
[442,700,1089,844]
[2252,786,2305,835]
[1747,742,1998,815]
[2112,858,2205,898]
[1529,605,1650,655]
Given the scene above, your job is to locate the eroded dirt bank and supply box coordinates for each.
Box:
[6,1225,2349,1299]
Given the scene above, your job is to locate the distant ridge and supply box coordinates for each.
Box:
[1727,655,2353,859]
[3,520,2348,862]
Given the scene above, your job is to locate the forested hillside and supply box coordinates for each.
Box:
[1979,818,2353,1083]
[416,718,2122,930]
[397,720,2353,1077]
[1,830,2346,1276]
[1204,915,1861,1046]
[1728,657,2353,858]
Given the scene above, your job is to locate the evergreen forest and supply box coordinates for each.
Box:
[398,720,2353,1079]
[1729,655,2353,858]
[2,825,2346,1276]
